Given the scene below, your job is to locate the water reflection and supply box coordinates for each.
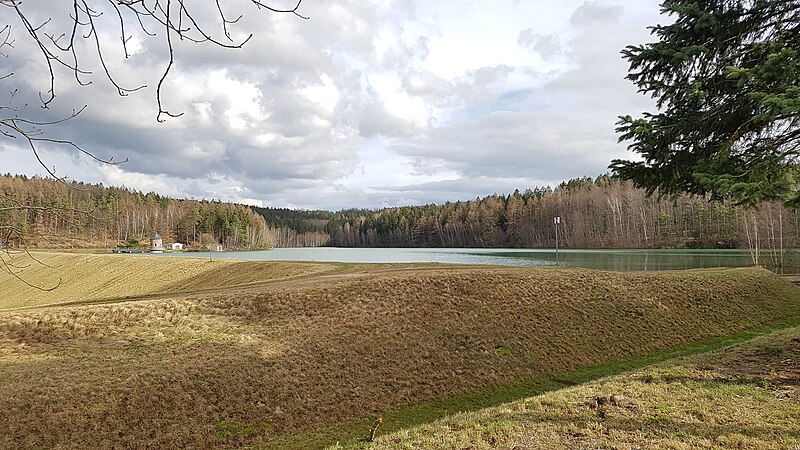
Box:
[480,249,759,272]
[157,248,794,272]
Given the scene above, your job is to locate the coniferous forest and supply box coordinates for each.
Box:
[1,174,796,251]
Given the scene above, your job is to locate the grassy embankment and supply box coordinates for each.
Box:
[0,254,798,449]
[0,252,335,310]
[351,325,800,449]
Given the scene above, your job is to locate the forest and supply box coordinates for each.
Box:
[0,174,273,250]
[256,175,796,256]
[1,174,796,254]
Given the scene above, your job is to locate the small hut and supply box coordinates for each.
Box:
[170,242,184,251]
[150,233,164,253]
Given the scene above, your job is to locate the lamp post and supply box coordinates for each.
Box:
[554,216,561,266]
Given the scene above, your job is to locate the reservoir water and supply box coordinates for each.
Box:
[158,248,793,272]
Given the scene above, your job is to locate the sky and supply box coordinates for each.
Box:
[0,0,665,210]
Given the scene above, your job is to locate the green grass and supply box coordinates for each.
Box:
[277,319,800,449]
[340,324,800,449]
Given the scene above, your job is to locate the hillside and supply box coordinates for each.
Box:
[0,252,331,310]
[1,258,798,448]
[0,174,273,249]
[353,325,800,449]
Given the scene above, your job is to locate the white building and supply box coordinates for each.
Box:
[170,242,184,251]
[150,233,164,253]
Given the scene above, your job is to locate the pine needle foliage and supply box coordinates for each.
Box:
[611,0,800,206]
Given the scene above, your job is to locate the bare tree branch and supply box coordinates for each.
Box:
[1,0,308,152]
[0,247,62,291]
[0,0,307,275]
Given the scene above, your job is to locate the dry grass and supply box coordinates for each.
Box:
[0,252,332,309]
[355,325,800,449]
[0,265,798,449]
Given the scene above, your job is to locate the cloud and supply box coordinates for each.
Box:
[382,0,657,195]
[1,0,663,210]
[570,1,625,26]
[518,31,563,58]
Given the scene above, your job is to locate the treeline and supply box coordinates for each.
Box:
[254,176,800,250]
[0,174,273,249]
[3,174,797,251]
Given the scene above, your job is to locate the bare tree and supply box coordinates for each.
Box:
[0,0,307,283]
[2,0,307,158]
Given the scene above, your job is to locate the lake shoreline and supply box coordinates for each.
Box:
[146,246,787,272]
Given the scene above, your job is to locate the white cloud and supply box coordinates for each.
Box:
[1,0,664,210]
[99,165,185,198]
[300,73,340,116]
[367,72,430,130]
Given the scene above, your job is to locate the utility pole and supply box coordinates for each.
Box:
[554,216,561,266]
